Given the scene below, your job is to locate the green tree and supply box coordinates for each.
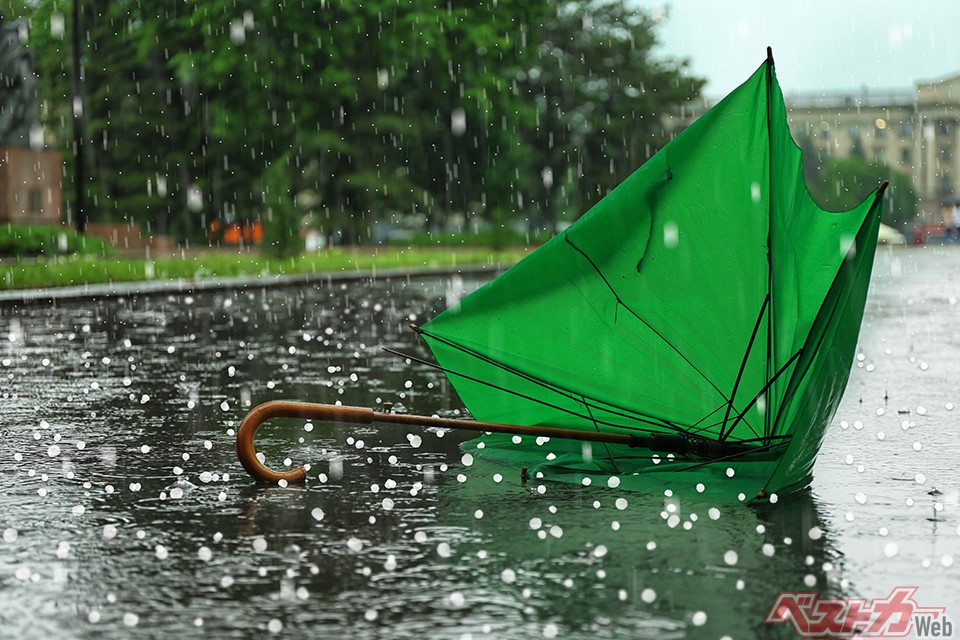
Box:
[808,156,917,229]
[29,1,211,240]
[0,1,32,20]
[522,2,704,232]
[25,0,703,250]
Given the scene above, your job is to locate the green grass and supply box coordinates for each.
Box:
[0,246,534,291]
[0,223,112,257]
[389,228,555,247]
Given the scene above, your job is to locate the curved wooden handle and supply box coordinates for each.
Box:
[236,401,374,483]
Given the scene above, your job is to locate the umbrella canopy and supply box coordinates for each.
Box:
[418,51,884,499]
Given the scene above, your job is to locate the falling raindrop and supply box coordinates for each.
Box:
[663,221,679,248]
[230,19,246,45]
[451,108,467,136]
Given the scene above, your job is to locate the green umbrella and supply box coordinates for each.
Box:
[416,49,884,501]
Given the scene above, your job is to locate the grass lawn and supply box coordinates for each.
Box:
[0,246,533,291]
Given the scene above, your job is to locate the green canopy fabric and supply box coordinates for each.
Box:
[419,53,883,500]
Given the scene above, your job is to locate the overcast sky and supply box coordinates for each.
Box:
[631,0,960,98]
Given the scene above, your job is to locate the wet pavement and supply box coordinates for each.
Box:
[0,247,957,639]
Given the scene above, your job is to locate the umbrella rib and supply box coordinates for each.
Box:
[383,347,684,436]
[764,52,777,443]
[688,399,764,440]
[667,442,786,474]
[688,401,731,433]
[381,344,687,434]
[721,293,770,437]
[720,347,803,441]
[412,328,687,433]
[583,395,625,474]
[563,235,733,406]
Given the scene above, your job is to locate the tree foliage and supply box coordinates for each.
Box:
[806,156,916,230]
[24,0,703,249]
[522,3,704,231]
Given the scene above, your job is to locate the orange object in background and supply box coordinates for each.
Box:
[222,223,242,244]
[208,219,263,245]
[242,220,263,244]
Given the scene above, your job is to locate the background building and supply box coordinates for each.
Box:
[671,72,960,224]
[0,146,61,225]
[0,18,62,227]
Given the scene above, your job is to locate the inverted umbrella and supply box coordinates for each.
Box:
[237,49,885,501]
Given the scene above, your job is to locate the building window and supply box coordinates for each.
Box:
[901,148,911,165]
[940,174,953,197]
[900,121,913,137]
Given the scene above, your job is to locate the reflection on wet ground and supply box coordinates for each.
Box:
[0,248,956,639]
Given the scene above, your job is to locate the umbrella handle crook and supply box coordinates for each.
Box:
[236,401,376,484]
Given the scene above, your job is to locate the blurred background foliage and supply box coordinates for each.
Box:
[9,0,704,252]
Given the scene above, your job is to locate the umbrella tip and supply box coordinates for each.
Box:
[766,46,774,65]
[878,180,890,195]
[409,323,421,333]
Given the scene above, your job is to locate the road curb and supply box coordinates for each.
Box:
[0,263,506,307]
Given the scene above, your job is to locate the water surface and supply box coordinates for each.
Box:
[1,248,957,639]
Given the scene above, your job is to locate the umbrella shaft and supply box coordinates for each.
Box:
[236,401,755,484]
